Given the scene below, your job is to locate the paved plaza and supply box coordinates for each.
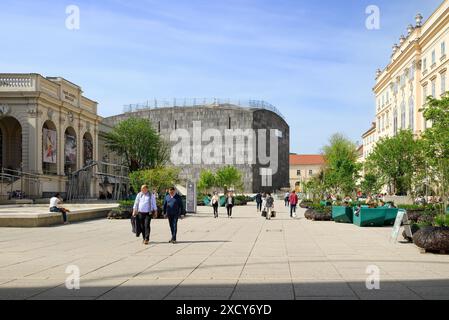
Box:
[0,200,449,300]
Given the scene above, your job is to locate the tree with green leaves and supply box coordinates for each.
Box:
[322,133,361,198]
[359,173,382,196]
[105,117,169,172]
[215,166,244,194]
[304,170,327,201]
[421,94,449,213]
[197,166,244,194]
[197,170,216,194]
[129,167,180,194]
[365,130,424,196]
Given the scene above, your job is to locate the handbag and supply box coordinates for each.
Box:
[271,211,276,218]
[261,210,267,217]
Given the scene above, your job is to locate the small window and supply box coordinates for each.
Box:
[297,170,301,176]
[174,120,177,130]
[228,117,231,130]
[442,42,446,57]
[423,58,427,70]
[432,50,436,65]
[309,170,313,176]
[432,80,436,97]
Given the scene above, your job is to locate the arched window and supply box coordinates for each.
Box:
[64,127,77,175]
[408,97,415,132]
[42,121,58,175]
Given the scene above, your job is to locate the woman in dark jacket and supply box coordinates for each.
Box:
[226,192,235,218]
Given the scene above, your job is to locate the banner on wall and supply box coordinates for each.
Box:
[65,135,77,165]
[83,138,93,165]
[43,128,57,164]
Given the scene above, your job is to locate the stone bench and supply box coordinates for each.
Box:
[0,205,118,227]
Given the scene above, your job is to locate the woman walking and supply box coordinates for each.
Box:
[211,192,220,218]
[226,192,235,218]
[265,193,275,220]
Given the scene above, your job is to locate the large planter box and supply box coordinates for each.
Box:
[383,208,400,225]
[219,196,226,207]
[352,207,399,227]
[332,206,353,223]
[353,208,387,227]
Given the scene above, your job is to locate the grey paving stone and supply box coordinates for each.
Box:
[0,201,448,300]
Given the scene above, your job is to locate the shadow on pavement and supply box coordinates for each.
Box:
[1,278,449,300]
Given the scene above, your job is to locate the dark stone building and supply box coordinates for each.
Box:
[104,101,290,193]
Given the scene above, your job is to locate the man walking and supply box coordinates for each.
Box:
[163,187,184,244]
[255,192,263,212]
[133,185,157,245]
[289,191,298,218]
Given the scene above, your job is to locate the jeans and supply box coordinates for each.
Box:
[227,205,233,217]
[213,204,219,218]
[168,215,179,241]
[50,206,67,222]
[290,204,297,217]
[285,198,289,207]
[256,202,262,212]
[266,207,273,219]
[138,212,152,241]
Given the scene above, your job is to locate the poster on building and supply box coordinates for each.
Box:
[65,135,77,165]
[43,128,57,164]
[83,138,93,165]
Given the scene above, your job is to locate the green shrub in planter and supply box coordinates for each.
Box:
[434,214,449,228]
[119,200,135,207]
[108,208,132,219]
[397,204,426,211]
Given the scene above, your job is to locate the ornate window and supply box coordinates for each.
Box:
[408,97,415,132]
[401,102,406,130]
[393,107,398,134]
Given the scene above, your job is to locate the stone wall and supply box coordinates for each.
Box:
[104,104,290,193]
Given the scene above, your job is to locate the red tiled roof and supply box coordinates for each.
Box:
[290,154,325,165]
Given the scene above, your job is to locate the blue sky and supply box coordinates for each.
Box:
[0,0,443,153]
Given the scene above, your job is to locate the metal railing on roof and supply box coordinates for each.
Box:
[123,98,286,121]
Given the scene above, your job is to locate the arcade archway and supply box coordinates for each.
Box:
[0,116,22,171]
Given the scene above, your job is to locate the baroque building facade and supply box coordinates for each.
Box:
[0,73,102,199]
[362,0,449,161]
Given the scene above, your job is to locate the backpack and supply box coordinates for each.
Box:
[266,196,274,207]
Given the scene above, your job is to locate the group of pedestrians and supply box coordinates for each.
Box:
[132,185,184,245]
[255,192,275,220]
[210,191,235,218]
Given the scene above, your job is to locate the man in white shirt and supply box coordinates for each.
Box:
[49,193,70,224]
[133,185,157,245]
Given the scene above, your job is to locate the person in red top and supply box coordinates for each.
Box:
[289,191,299,218]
